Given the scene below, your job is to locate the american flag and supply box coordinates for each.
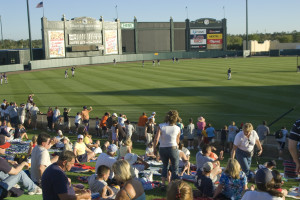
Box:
[36,1,43,8]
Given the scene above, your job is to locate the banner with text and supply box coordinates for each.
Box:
[48,30,65,58]
[207,34,223,39]
[104,30,118,55]
[190,29,207,47]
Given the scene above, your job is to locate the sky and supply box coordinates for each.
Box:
[0,0,300,40]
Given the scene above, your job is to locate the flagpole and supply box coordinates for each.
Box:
[43,0,44,17]
[26,0,33,61]
[185,6,189,19]
[115,5,118,19]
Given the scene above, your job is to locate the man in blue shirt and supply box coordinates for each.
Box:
[41,151,91,200]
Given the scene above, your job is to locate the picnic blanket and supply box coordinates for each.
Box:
[71,164,95,173]
[287,187,300,199]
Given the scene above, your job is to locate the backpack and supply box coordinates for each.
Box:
[275,130,283,139]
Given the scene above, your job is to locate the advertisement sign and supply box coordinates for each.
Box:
[48,30,65,58]
[207,29,222,34]
[207,34,223,39]
[207,39,223,44]
[121,23,134,29]
[68,33,102,45]
[104,30,118,55]
[207,44,223,49]
[190,29,206,35]
[191,45,206,49]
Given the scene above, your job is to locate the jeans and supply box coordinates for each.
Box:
[235,148,252,177]
[159,147,179,180]
[0,171,36,192]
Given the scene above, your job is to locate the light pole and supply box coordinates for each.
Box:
[246,0,248,50]
[0,15,4,48]
[26,0,33,60]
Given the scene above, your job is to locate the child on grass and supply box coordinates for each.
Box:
[88,165,114,199]
[272,170,288,198]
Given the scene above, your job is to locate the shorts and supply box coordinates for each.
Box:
[77,153,87,163]
[278,141,285,150]
[83,120,89,124]
[53,116,60,123]
[75,123,79,128]
[64,121,70,128]
[31,115,37,122]
[102,126,107,131]
[228,134,235,142]
[187,133,194,140]
[197,129,203,137]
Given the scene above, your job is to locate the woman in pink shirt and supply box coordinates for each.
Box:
[197,116,206,149]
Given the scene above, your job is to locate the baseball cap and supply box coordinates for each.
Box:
[202,162,213,172]
[255,168,273,184]
[107,144,118,153]
[77,134,84,139]
[58,130,63,136]
[112,113,118,117]
[152,112,156,115]
[124,153,138,165]
[83,106,87,109]
[0,135,10,149]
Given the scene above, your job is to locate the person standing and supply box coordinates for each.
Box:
[157,59,160,66]
[113,59,116,66]
[153,110,181,189]
[145,118,155,145]
[276,127,288,160]
[137,112,148,142]
[152,60,155,66]
[41,151,91,200]
[100,112,109,138]
[227,68,232,80]
[206,123,216,144]
[63,108,71,134]
[231,123,262,178]
[52,107,61,131]
[64,69,68,79]
[288,118,300,173]
[256,120,270,145]
[17,103,26,125]
[71,66,75,77]
[197,116,206,149]
[187,118,195,150]
[31,133,59,185]
[3,73,7,84]
[81,106,92,132]
[0,73,3,85]
[228,121,239,152]
[30,103,41,130]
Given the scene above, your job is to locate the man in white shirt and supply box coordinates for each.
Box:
[95,144,118,180]
[31,133,59,185]
[30,103,40,130]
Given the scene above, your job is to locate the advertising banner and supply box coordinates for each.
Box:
[207,44,223,49]
[104,30,118,55]
[191,45,206,49]
[190,29,206,35]
[207,39,223,44]
[68,33,102,45]
[207,34,223,39]
[207,29,222,34]
[121,23,134,29]
[48,30,65,58]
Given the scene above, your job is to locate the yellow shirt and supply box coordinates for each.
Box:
[74,142,86,156]
[83,136,90,145]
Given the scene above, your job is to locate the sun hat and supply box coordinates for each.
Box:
[58,130,63,136]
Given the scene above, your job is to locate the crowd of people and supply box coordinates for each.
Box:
[0,94,299,200]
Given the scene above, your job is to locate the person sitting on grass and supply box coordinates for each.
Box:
[145,142,156,160]
[194,162,214,198]
[88,165,114,199]
[272,170,288,199]
[14,124,28,140]
[41,150,91,200]
[117,138,132,159]
[178,142,190,176]
[83,131,101,154]
[124,153,149,177]
[73,134,95,163]
[101,141,110,153]
[61,136,72,152]
[241,168,283,200]
[167,179,193,200]
[112,160,146,200]
[196,144,223,182]
[0,135,42,196]
[213,158,248,200]
[27,135,37,156]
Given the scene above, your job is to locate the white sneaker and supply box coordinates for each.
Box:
[14,184,20,189]
[28,186,42,195]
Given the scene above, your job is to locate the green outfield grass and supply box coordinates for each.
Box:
[1,57,300,131]
[1,56,300,199]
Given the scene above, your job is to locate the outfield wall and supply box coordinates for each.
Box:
[30,51,236,70]
[0,64,24,73]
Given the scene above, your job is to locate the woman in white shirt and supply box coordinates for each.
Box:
[153,110,181,189]
[231,123,262,178]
